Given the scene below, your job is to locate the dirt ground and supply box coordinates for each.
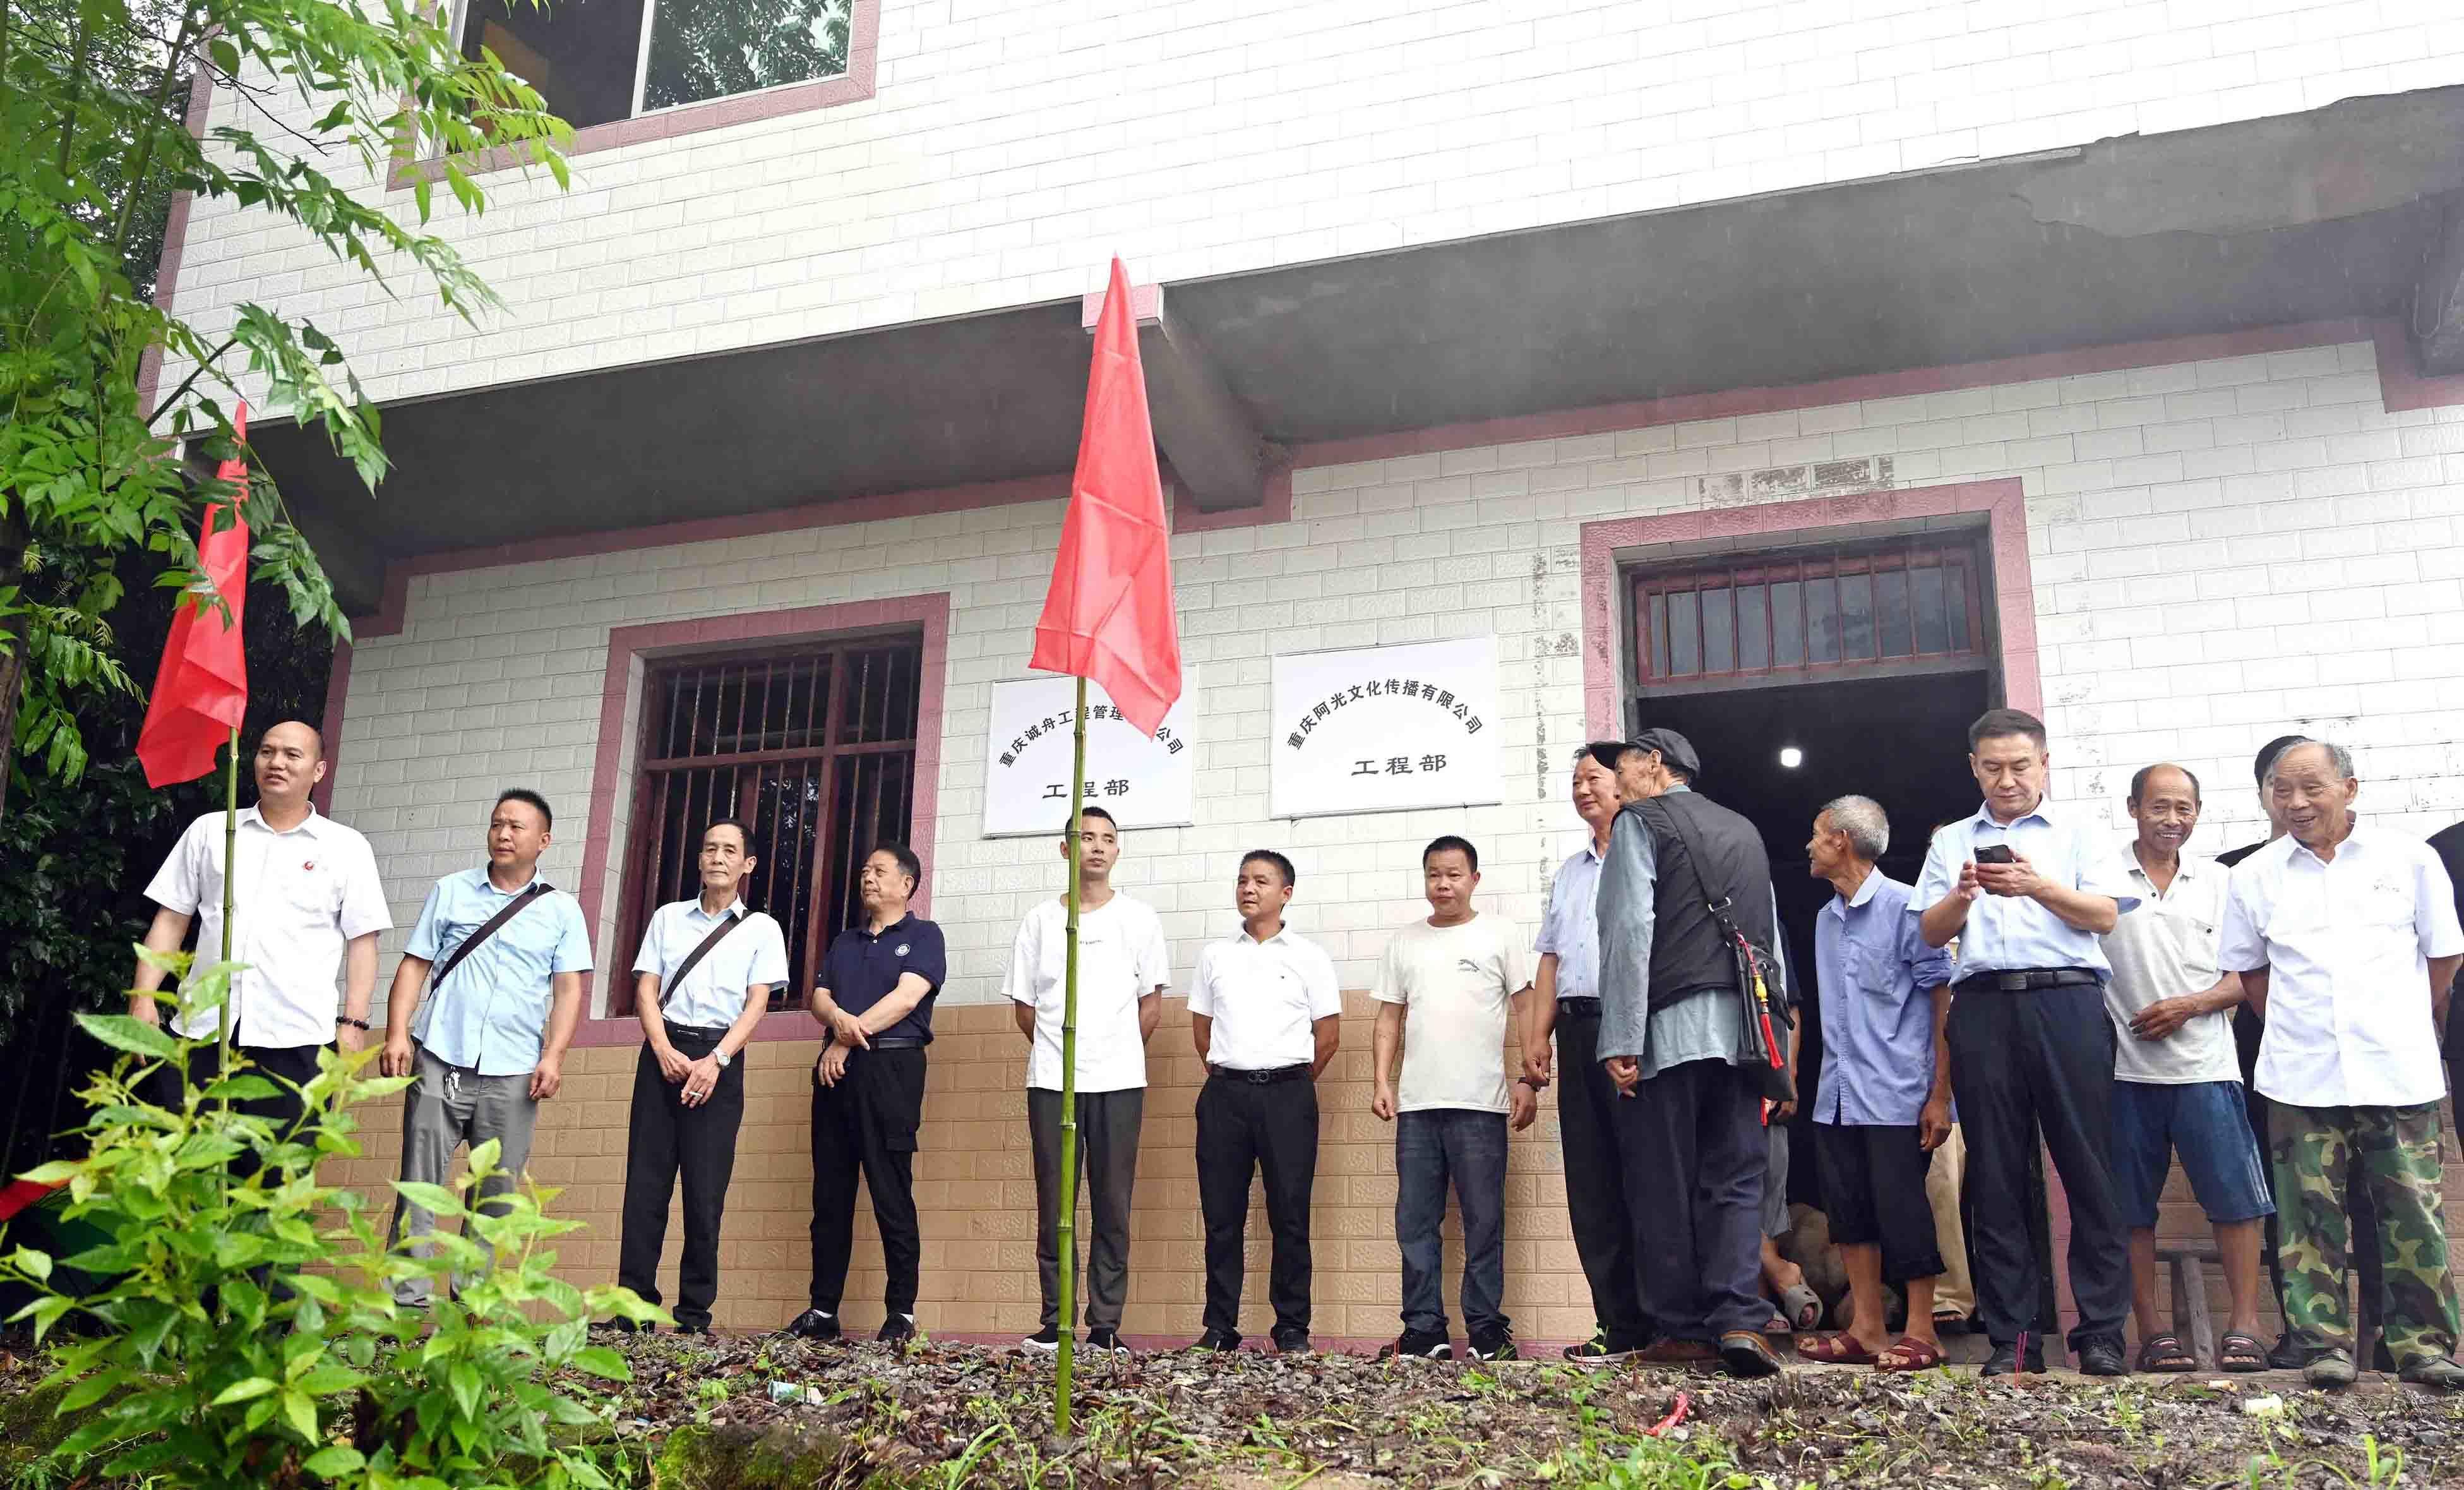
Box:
[598,1333,2464,1488]
[11,1331,2464,1487]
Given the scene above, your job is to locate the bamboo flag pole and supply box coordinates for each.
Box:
[1053,675,1087,1433]
[218,723,239,1071]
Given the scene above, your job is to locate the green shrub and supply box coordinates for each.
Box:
[1,952,661,1490]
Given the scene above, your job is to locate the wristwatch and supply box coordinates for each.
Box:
[712,1050,733,1069]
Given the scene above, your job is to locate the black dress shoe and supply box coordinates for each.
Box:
[784,1309,842,1342]
[2077,1338,2128,1377]
[1718,1330,1783,1378]
[1982,1343,2045,1377]
[2267,1332,2307,1371]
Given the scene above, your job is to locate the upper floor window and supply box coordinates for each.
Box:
[459,0,854,132]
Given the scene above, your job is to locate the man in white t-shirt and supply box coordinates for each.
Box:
[2100,764,2271,1374]
[1185,849,1342,1354]
[1002,805,1170,1357]
[131,721,392,1150]
[1370,835,1536,1362]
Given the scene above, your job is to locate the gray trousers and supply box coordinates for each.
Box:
[390,1043,541,1306]
[1028,1086,1143,1333]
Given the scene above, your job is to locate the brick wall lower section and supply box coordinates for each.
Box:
[324,997,2464,1345]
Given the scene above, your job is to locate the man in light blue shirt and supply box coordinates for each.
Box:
[1912,707,2138,1378]
[1798,795,1958,1371]
[381,788,593,1306]
[1522,742,1642,1362]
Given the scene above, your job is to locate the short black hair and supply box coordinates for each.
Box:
[1966,707,2047,752]
[2127,763,2201,806]
[2252,734,2307,788]
[1240,849,1296,887]
[1423,835,1479,873]
[703,817,753,850]
[1065,803,1118,836]
[871,840,923,890]
[1582,740,1639,772]
[494,788,553,830]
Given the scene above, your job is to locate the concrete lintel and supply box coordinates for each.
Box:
[2410,195,2464,377]
[1082,282,1277,512]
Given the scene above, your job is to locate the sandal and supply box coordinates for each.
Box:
[1779,1283,1823,1333]
[2219,1331,2269,1374]
[2136,1333,2196,1373]
[1797,1332,1879,1365]
[1876,1336,1946,1373]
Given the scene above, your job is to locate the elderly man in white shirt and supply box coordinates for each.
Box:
[131,720,392,1150]
[2219,739,2464,1390]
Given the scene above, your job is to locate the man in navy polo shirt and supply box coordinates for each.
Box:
[787,842,945,1344]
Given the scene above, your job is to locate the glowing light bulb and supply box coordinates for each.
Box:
[1779,747,1804,769]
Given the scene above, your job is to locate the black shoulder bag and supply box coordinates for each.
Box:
[432,882,551,988]
[1655,804,1797,1103]
[657,911,748,1010]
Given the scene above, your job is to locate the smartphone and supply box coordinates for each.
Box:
[1974,844,2015,865]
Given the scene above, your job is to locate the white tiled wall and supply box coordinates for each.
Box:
[335,335,2464,1020]
[165,0,2464,407]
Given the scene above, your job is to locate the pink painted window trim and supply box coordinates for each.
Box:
[386,0,878,191]
[1578,478,2041,742]
[566,591,950,1048]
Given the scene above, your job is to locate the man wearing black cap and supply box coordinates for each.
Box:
[1596,727,1791,1378]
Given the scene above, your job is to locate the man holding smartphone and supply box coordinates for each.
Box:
[1914,709,2139,1378]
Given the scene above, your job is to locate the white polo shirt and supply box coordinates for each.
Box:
[2218,824,2464,1108]
[631,898,790,1030]
[2100,850,2239,1085]
[1188,923,1342,1072]
[1002,893,1171,1093]
[143,805,392,1049]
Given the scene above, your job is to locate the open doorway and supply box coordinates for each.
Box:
[1622,532,2001,1211]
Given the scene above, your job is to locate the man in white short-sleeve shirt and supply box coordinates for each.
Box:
[2217,739,2464,1390]
[614,818,789,1335]
[1002,805,1169,1356]
[1185,849,1342,1354]
[2098,764,2271,1374]
[131,720,391,1146]
[1370,835,1534,1363]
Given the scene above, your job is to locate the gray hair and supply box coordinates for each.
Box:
[1819,795,1891,860]
[2264,738,2355,784]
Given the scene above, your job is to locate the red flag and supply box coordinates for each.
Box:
[136,406,252,787]
[1029,258,1182,736]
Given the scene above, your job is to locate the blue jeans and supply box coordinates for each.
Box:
[2110,1079,2275,1229]
[1395,1108,1509,1338]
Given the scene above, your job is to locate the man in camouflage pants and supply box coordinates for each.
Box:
[2219,740,2464,1389]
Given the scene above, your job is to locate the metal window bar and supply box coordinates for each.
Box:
[1631,539,1987,685]
[618,636,923,1013]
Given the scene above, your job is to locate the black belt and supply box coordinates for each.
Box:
[867,1036,928,1050]
[662,1021,729,1041]
[1207,1062,1310,1084]
[1953,969,2102,992]
[1557,998,1602,1020]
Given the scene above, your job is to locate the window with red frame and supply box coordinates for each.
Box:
[616,636,920,1013]
[1633,539,1988,685]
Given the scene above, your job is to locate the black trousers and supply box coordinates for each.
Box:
[1196,1071,1319,1336]
[1555,1008,1645,1344]
[1948,981,2131,1352]
[808,1046,927,1317]
[1613,1055,1769,1342]
[1029,1086,1143,1333]
[618,1026,746,1331]
[159,1034,325,1182]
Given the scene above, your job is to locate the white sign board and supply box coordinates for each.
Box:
[1270,638,1501,819]
[981,672,1198,838]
